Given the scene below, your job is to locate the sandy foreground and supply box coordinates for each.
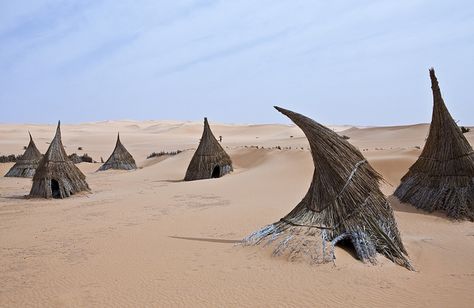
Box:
[0,120,473,308]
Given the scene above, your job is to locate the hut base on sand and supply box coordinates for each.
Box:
[243,194,412,269]
[394,173,474,221]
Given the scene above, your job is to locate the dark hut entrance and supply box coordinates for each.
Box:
[51,179,60,199]
[334,236,358,260]
[211,165,220,178]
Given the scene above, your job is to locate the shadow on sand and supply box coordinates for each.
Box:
[169,236,241,244]
[388,195,452,220]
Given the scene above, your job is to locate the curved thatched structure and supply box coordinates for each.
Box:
[98,133,137,171]
[243,107,412,270]
[394,69,474,220]
[184,118,233,181]
[29,122,90,199]
[5,132,42,177]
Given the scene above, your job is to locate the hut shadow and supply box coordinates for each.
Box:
[388,195,452,220]
[154,179,184,183]
[1,195,28,200]
[169,236,241,244]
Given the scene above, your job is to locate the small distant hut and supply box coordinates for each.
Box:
[98,133,137,171]
[68,153,83,164]
[243,107,412,270]
[184,118,233,181]
[394,69,474,220]
[5,132,42,178]
[29,121,90,199]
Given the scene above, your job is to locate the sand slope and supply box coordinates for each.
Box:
[0,121,473,307]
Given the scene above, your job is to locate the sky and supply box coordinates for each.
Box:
[0,0,473,126]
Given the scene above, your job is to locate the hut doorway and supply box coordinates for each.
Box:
[211,165,220,178]
[333,236,358,260]
[51,179,60,198]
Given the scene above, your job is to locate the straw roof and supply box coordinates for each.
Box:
[5,132,42,178]
[243,107,412,270]
[394,69,474,221]
[29,122,90,199]
[184,118,233,181]
[98,133,137,171]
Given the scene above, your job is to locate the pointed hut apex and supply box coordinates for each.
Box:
[203,117,210,129]
[54,121,62,138]
[243,107,412,270]
[429,68,442,97]
[429,67,437,82]
[184,117,232,181]
[98,133,137,171]
[394,69,474,221]
[5,132,43,178]
[274,106,304,125]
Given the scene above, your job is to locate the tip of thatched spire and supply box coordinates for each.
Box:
[273,106,312,132]
[429,68,440,91]
[203,117,211,131]
[116,132,121,143]
[28,131,32,141]
[274,106,292,117]
[55,121,61,137]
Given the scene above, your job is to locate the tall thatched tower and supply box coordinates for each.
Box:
[394,69,474,220]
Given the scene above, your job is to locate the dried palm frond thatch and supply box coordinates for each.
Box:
[29,121,90,199]
[243,107,412,270]
[184,118,233,181]
[98,133,137,171]
[394,69,474,221]
[5,132,42,177]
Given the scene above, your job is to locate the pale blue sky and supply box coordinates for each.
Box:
[0,0,473,125]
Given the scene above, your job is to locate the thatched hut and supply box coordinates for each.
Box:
[68,153,83,164]
[243,107,412,270]
[394,69,474,220]
[184,118,233,181]
[5,132,42,177]
[29,122,90,199]
[98,133,137,171]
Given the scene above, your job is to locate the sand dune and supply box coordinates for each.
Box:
[0,121,473,307]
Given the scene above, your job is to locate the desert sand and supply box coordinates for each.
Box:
[0,120,473,307]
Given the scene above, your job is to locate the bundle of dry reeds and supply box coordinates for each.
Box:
[5,132,42,178]
[243,107,412,270]
[29,122,90,199]
[98,133,137,171]
[184,118,233,181]
[394,69,474,220]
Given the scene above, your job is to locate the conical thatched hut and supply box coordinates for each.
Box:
[184,118,233,181]
[5,132,42,177]
[243,107,412,270]
[98,133,137,171]
[394,69,474,221]
[29,122,90,199]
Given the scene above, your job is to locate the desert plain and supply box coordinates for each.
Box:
[0,120,473,307]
